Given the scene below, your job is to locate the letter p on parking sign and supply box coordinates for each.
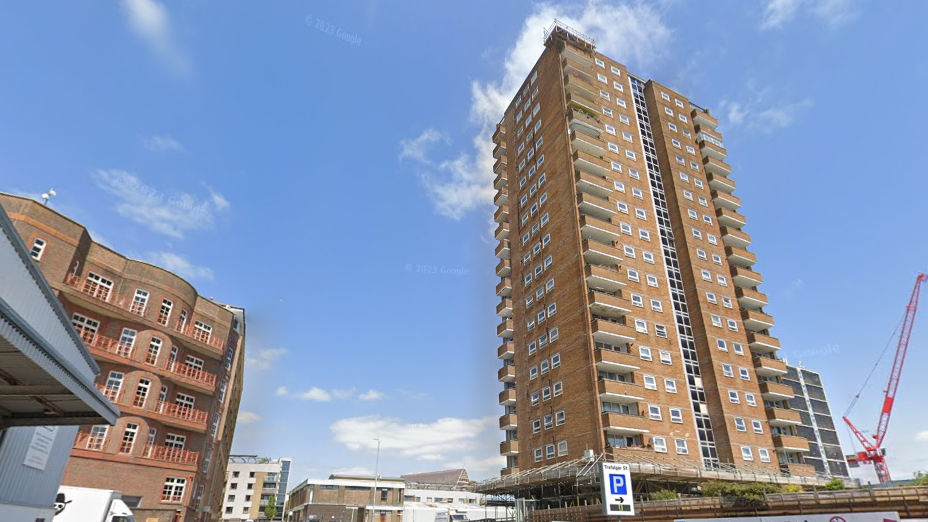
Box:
[600,462,635,516]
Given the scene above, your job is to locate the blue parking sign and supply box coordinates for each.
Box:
[609,474,627,495]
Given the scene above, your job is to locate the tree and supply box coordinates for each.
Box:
[913,471,928,486]
[263,500,279,521]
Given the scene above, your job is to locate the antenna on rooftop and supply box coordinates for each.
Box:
[41,188,56,206]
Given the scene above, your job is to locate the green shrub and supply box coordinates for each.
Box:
[912,472,928,486]
[824,478,845,491]
[701,481,783,504]
[781,484,804,493]
[649,490,677,501]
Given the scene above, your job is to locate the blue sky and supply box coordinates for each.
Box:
[1,0,927,484]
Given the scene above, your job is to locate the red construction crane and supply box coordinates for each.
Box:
[843,273,927,483]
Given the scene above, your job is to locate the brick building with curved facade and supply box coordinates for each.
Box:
[0,192,246,522]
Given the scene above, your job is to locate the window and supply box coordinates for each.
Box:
[716,339,728,351]
[746,393,757,407]
[740,367,751,381]
[541,212,549,227]
[552,353,560,368]
[646,274,658,287]
[632,188,643,201]
[711,314,722,327]
[683,190,693,201]
[600,89,611,100]
[650,298,662,312]
[631,294,644,307]
[540,360,550,374]
[634,319,648,333]
[759,448,771,463]
[703,214,713,225]
[670,408,683,423]
[608,142,619,153]
[664,378,677,393]
[692,228,703,240]
[102,371,124,401]
[621,223,632,235]
[627,268,639,282]
[193,321,212,343]
[698,196,709,207]
[629,168,641,180]
[542,386,551,401]
[624,245,636,258]
[694,178,704,188]
[605,124,616,135]
[643,375,657,390]
[544,254,553,268]
[688,209,698,220]
[653,436,668,453]
[672,138,681,148]
[659,351,672,365]
[557,440,568,456]
[530,366,538,380]
[722,296,733,308]
[550,327,559,341]
[661,92,671,101]
[752,420,763,434]
[722,364,734,377]
[84,272,114,301]
[639,230,651,241]
[546,444,556,459]
[162,477,187,503]
[741,446,753,461]
[533,420,541,433]
[534,448,543,461]
[556,410,566,425]
[119,423,139,454]
[648,405,662,420]
[614,81,624,90]
[639,346,652,361]
[727,319,739,331]
[158,299,173,325]
[603,107,613,117]
[701,269,712,281]
[553,381,563,396]
[144,337,162,365]
[611,65,621,74]
[133,378,151,408]
[544,414,553,429]
[620,114,630,125]
[706,292,717,304]
[617,202,629,214]
[733,343,745,355]
[30,238,47,260]
[734,417,747,432]
[626,150,637,161]
[622,131,633,143]
[718,275,729,287]
[664,107,674,116]
[546,278,554,292]
[729,390,740,404]
[643,251,655,264]
[595,57,605,68]
[675,439,689,455]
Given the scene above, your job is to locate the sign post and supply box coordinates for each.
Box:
[600,462,635,516]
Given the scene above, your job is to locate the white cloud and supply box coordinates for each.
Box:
[442,455,507,475]
[92,170,230,239]
[142,134,184,152]
[916,431,928,442]
[119,0,190,75]
[760,0,860,30]
[399,0,671,221]
[144,251,214,281]
[297,387,333,402]
[245,347,286,370]
[331,415,496,461]
[332,466,373,476]
[238,411,260,424]
[359,390,385,401]
[276,386,289,397]
[718,85,813,134]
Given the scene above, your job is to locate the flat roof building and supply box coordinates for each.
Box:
[221,456,292,521]
[286,475,405,522]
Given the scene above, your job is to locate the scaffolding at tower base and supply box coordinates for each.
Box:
[475,452,838,497]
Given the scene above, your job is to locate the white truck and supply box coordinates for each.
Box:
[54,486,135,522]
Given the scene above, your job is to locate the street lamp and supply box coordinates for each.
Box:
[41,188,56,206]
[369,438,381,522]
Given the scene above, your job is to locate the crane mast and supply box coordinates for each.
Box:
[843,273,926,483]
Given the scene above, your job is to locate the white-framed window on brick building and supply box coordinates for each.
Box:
[30,238,47,260]
[175,392,196,410]
[162,477,187,503]
[165,433,186,450]
[117,328,137,357]
[133,378,151,408]
[144,428,156,457]
[130,289,149,315]
[86,425,108,451]
[158,298,173,325]
[119,422,139,454]
[145,337,162,365]
[83,272,114,301]
[102,371,124,401]
[193,321,212,343]
[71,313,100,343]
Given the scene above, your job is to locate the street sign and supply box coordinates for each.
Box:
[600,462,635,516]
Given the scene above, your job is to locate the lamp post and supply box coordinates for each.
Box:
[369,438,381,522]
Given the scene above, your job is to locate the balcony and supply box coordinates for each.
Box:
[711,190,741,211]
[494,172,507,190]
[570,130,607,157]
[493,156,507,175]
[577,193,616,221]
[594,347,639,374]
[495,222,509,241]
[702,157,731,177]
[582,239,623,267]
[716,208,746,228]
[773,434,811,453]
[734,288,767,312]
[585,263,625,293]
[501,466,520,476]
[498,341,514,360]
[694,125,722,141]
[748,333,781,354]
[692,109,719,130]
[495,240,510,260]
[566,92,600,118]
[781,462,817,477]
[580,216,621,244]
[562,47,594,79]
[499,413,517,430]
[567,109,604,139]
[499,388,516,405]
[500,440,519,456]
[592,318,636,345]
[726,246,756,268]
[493,123,506,143]
[707,172,736,194]
[166,362,218,391]
[494,142,506,159]
[497,319,514,338]
[766,407,802,427]
[150,401,208,432]
[572,150,610,177]
[496,278,512,298]
[597,379,644,405]
[564,72,599,102]
[760,381,795,401]
[494,205,509,223]
[588,290,631,320]
[602,412,650,436]
[498,365,516,383]
[742,309,775,332]
[85,334,217,392]
[720,226,751,249]
[496,259,511,278]
[494,188,508,207]
[753,356,788,378]
[576,170,612,198]
[142,445,199,467]
[497,298,513,318]
[732,266,763,288]
[698,139,727,161]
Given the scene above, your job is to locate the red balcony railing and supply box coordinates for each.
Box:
[95,383,121,402]
[143,445,199,465]
[84,332,135,360]
[64,274,226,351]
[74,431,108,451]
[167,362,218,388]
[153,401,209,424]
